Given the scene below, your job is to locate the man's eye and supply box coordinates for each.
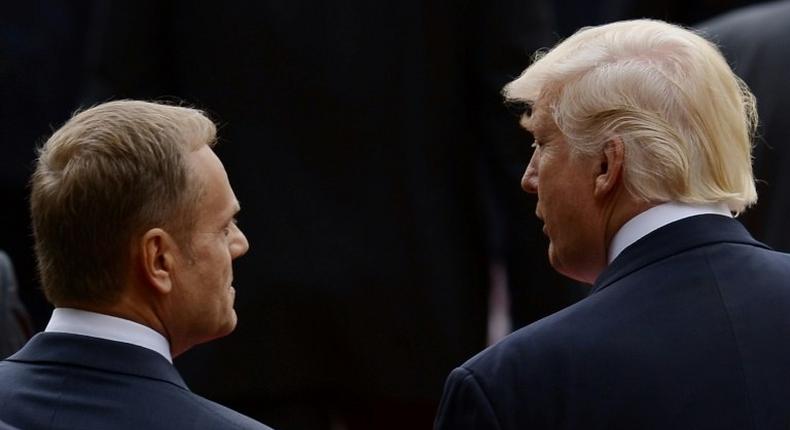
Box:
[224,218,238,236]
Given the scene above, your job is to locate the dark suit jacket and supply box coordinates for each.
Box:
[436,214,790,429]
[699,1,790,252]
[0,332,271,430]
[0,251,31,359]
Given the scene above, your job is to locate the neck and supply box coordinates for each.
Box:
[604,200,654,255]
[63,288,176,355]
[584,190,653,283]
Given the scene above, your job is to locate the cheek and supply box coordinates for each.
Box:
[222,248,234,272]
[214,247,234,283]
[538,179,570,215]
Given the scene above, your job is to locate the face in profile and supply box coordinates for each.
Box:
[520,106,606,283]
[169,145,249,349]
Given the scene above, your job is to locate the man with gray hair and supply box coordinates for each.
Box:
[436,19,790,429]
[0,100,271,429]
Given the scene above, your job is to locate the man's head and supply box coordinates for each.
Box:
[31,100,249,354]
[505,20,757,282]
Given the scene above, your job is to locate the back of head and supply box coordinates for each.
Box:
[505,19,757,213]
[31,100,217,307]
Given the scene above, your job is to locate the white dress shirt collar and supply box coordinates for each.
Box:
[608,201,732,264]
[45,307,173,363]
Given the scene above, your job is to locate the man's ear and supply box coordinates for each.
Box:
[140,228,177,295]
[594,137,625,198]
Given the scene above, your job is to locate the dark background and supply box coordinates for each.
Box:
[0,1,776,428]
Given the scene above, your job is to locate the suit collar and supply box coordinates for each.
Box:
[5,332,188,389]
[45,308,173,363]
[593,214,768,294]
[608,202,732,264]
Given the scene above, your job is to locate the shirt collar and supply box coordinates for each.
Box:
[608,201,733,264]
[45,307,173,363]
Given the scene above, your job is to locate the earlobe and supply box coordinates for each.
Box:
[141,228,175,295]
[594,137,625,198]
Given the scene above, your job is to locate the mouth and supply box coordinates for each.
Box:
[537,215,549,237]
[535,210,546,235]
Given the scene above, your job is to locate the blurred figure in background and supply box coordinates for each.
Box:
[0,1,95,329]
[79,1,584,428]
[553,0,759,37]
[0,251,32,359]
[700,0,790,251]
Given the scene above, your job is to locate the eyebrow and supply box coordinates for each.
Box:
[227,200,241,222]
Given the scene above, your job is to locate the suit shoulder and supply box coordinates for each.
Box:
[0,359,271,430]
[442,301,599,428]
[170,389,272,429]
[461,297,595,387]
[709,241,790,279]
[435,367,501,430]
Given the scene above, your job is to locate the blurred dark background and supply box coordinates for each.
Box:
[1,1,782,429]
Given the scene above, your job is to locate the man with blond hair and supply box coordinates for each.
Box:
[436,20,790,429]
[0,100,271,429]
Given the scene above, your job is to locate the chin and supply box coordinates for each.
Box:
[206,312,239,342]
[547,248,581,282]
[547,244,560,269]
[221,311,239,335]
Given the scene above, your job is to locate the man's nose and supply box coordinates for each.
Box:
[231,227,250,258]
[521,152,538,194]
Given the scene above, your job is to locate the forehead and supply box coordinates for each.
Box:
[190,147,238,212]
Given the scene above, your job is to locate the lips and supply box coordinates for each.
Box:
[538,215,548,237]
[535,210,546,234]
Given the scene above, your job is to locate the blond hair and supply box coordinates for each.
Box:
[505,19,757,213]
[31,100,217,306]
